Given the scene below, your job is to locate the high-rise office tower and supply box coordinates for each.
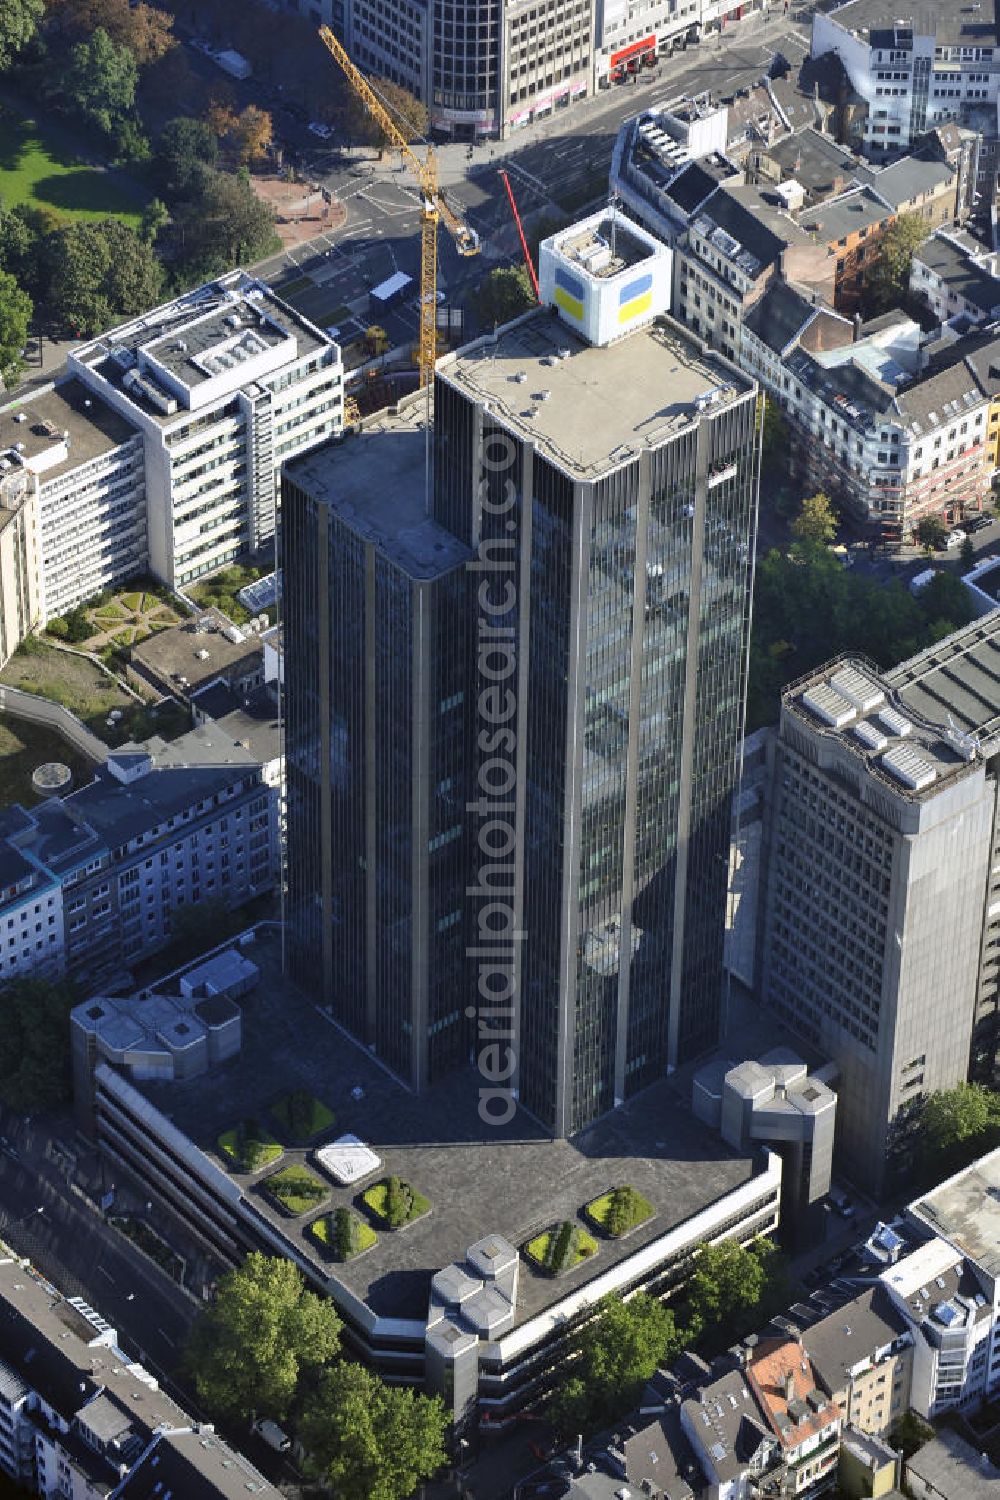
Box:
[284,211,761,1132]
[759,617,1000,1194]
[283,403,473,1089]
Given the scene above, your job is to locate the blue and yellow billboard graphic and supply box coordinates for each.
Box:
[617,272,653,326]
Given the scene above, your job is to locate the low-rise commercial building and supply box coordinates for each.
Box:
[0,1252,280,1498]
[79,929,783,1427]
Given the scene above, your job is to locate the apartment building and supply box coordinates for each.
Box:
[742,288,995,541]
[681,1338,842,1498]
[69,272,342,591]
[910,228,1000,324]
[0,829,65,985]
[0,722,279,987]
[811,0,1000,159]
[0,379,146,624]
[759,648,998,1193]
[0,1253,280,1499]
[881,1237,996,1416]
[802,1286,913,1436]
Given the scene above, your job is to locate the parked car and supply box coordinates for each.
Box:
[968,513,995,533]
[253,1419,291,1453]
[308,121,333,139]
[944,527,968,550]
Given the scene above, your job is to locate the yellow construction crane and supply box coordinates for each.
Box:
[318,25,479,390]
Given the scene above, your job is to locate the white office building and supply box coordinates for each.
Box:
[0,380,146,623]
[69,272,343,590]
[811,0,1000,159]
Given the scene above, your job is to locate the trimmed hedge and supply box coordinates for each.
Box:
[585,1185,654,1239]
[363,1175,430,1228]
[524,1221,598,1275]
[312,1207,377,1260]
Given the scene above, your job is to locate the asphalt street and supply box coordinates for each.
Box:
[0,1110,196,1396]
[251,6,813,357]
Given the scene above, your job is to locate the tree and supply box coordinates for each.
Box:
[476,265,535,328]
[0,976,78,1111]
[46,0,173,65]
[344,78,428,154]
[172,169,279,274]
[300,1362,447,1500]
[960,533,975,570]
[45,219,162,334]
[915,515,947,552]
[366,324,389,357]
[549,1293,682,1436]
[918,570,974,632]
[684,1238,788,1347]
[758,395,788,470]
[0,272,32,388]
[867,212,927,314]
[139,197,169,245]
[0,0,43,71]
[63,27,138,137]
[184,1253,341,1420]
[790,490,837,550]
[917,1084,1000,1182]
[155,116,219,198]
[233,105,272,164]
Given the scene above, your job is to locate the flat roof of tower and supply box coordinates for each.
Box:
[910,1145,1000,1279]
[437,310,752,481]
[284,399,472,580]
[126,932,761,1327]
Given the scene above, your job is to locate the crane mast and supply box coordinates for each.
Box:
[318,26,478,390]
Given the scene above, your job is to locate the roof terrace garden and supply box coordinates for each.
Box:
[130,932,765,1325]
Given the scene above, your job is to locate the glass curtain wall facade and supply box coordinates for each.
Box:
[283,460,472,1090]
[434,374,759,1136]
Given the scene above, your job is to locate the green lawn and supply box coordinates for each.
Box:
[0,107,144,227]
[0,717,96,809]
[263,1164,328,1216]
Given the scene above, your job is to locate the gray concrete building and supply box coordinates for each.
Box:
[693,1048,837,1240]
[759,614,1000,1193]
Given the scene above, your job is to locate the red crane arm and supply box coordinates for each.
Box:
[498,168,540,302]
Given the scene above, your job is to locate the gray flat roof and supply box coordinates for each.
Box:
[886,609,1000,738]
[827,0,998,46]
[133,932,761,1326]
[906,1429,1000,1500]
[910,1144,1000,1277]
[76,273,330,426]
[132,608,262,692]
[0,378,138,482]
[438,311,752,481]
[786,656,979,800]
[284,400,472,580]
